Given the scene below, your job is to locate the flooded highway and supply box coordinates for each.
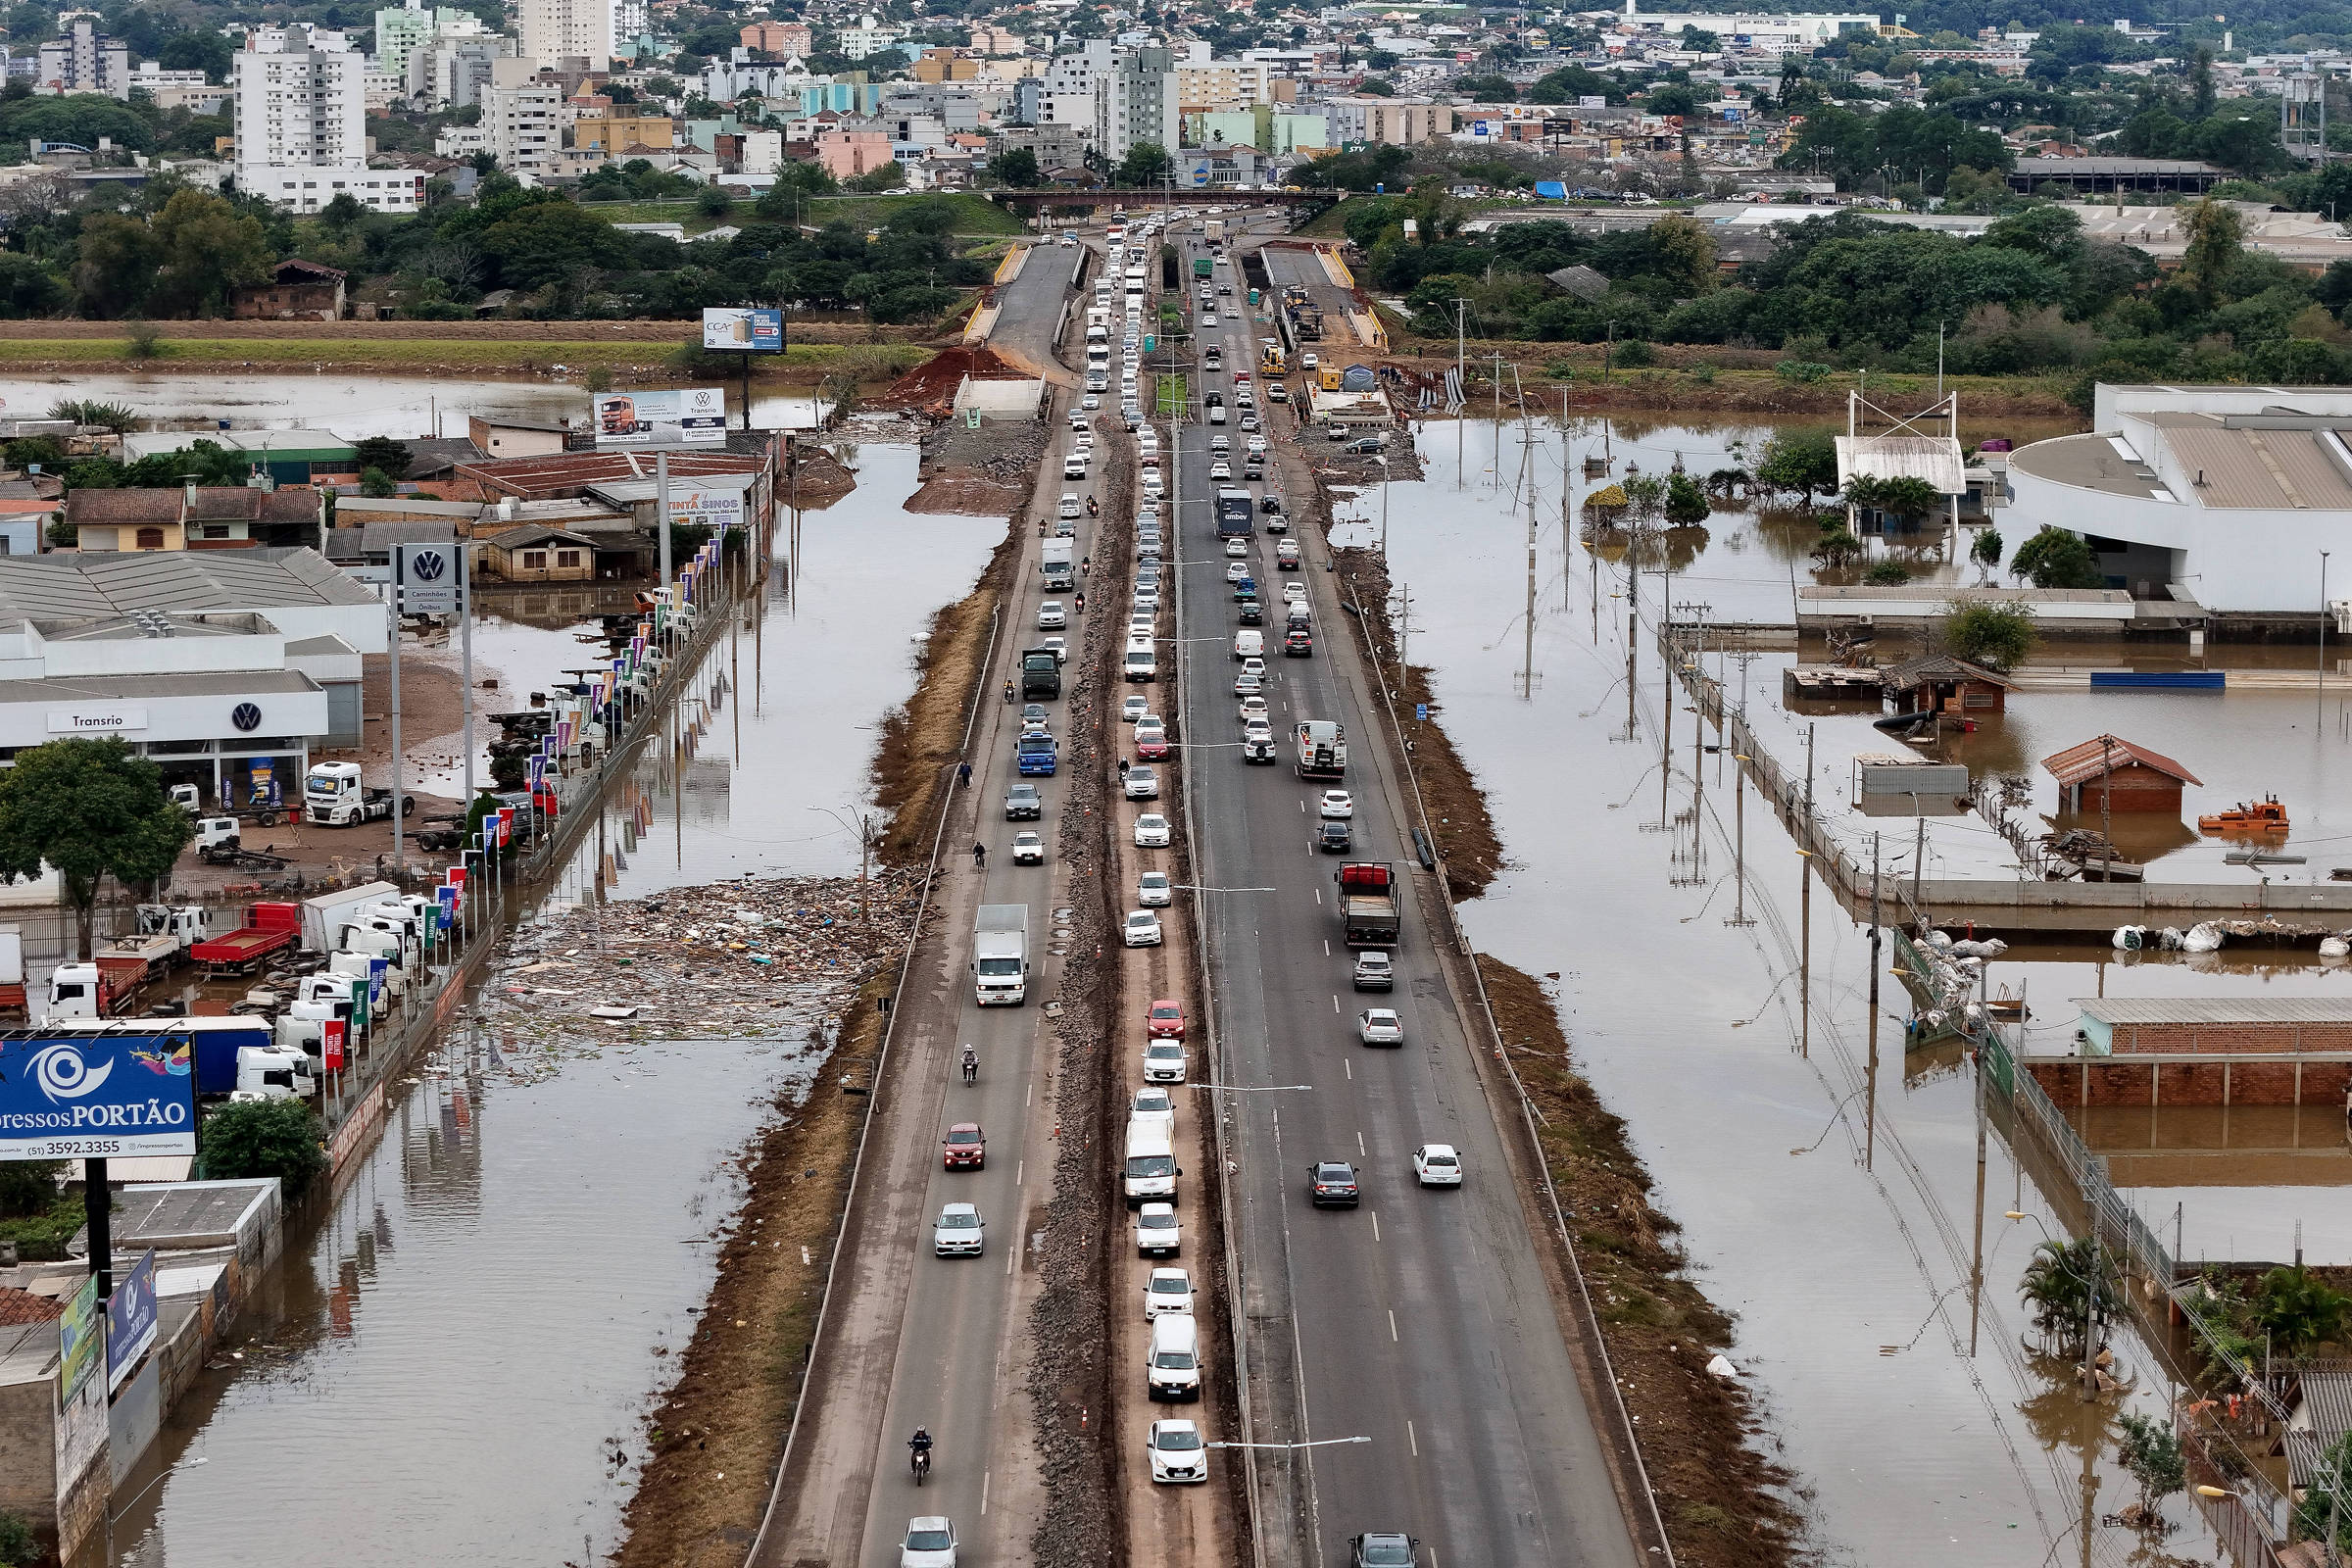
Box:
[68,423,1008,1568]
[1364,416,2352,1565]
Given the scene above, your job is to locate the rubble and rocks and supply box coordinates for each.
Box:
[870,344,1029,412]
[473,869,928,1046]
[906,416,1050,515]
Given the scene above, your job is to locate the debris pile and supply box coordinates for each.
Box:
[870,345,1027,412]
[474,869,927,1044]
[907,417,1050,515]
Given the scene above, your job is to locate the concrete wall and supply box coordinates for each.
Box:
[0,1377,57,1538]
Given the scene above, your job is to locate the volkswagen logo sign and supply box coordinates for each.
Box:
[411,549,448,582]
[230,703,262,733]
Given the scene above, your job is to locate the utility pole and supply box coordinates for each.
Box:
[1969,1017,1988,1355]
[2323,550,2333,724]
[1865,833,1880,1168]
[1454,297,1468,489]
[387,588,405,876]
[1913,812,1926,910]
[1520,467,1538,699]
[1799,720,1814,1058]
[2099,734,2114,882]
[2081,1173,2100,1404]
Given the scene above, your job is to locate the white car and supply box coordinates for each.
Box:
[934,1201,984,1256]
[1145,1265,1195,1318]
[1319,789,1354,819]
[1357,1008,1404,1046]
[1041,636,1068,665]
[1069,412,1089,433]
[1241,414,1261,433]
[1234,671,1262,698]
[1202,312,1218,327]
[1209,462,1231,480]
[1243,718,1275,750]
[1226,561,1251,583]
[900,1517,957,1568]
[1038,601,1066,629]
[1247,435,1268,454]
[1238,695,1269,724]
[1125,909,1164,947]
[1283,581,1309,604]
[1239,656,1266,679]
[1142,1039,1188,1083]
[1135,1200,1181,1255]
[1011,830,1046,864]
[1125,765,1160,800]
[1139,869,1173,906]
[1224,536,1249,558]
[1135,813,1171,848]
[1413,1144,1464,1187]
[1123,695,1151,724]
[1132,1086,1176,1129]
[1133,584,1160,611]
[1148,1418,1209,1484]
[1082,394,1101,411]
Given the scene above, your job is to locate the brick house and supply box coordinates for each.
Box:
[2041,733,2201,816]
[64,484,324,552]
[229,259,348,321]
[480,523,596,582]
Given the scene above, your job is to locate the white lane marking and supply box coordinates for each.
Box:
[1406,1420,1417,1456]
[1007,1246,1015,1277]
[982,1469,992,1514]
[1314,886,1322,904]
[1026,1080,1034,1107]
[1344,1059,1351,1081]
[1389,1309,1397,1343]
[1332,995,1340,1013]
[1371,1211,1380,1243]
[1356,1130,1366,1157]
[1323,939,1330,956]
[1016,1159,1024,1187]
[1298,798,1305,812]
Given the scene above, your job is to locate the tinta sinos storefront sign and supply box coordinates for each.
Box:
[0,1034,197,1160]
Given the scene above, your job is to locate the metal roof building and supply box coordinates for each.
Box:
[0,549,383,653]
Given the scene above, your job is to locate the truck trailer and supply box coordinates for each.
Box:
[1296,720,1347,779]
[1335,861,1400,949]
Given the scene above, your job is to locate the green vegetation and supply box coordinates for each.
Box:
[1938,601,2038,669]
[1155,374,1187,416]
[2114,1412,2185,1520]
[0,1161,77,1263]
[2009,525,2104,590]
[2017,1236,2118,1355]
[0,739,191,959]
[2296,1431,2352,1558]
[197,1097,325,1200]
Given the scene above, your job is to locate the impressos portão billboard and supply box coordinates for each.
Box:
[701,307,784,352]
[0,1034,198,1160]
[593,388,727,449]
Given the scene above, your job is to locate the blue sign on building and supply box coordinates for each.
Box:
[107,1250,158,1392]
[0,1034,198,1160]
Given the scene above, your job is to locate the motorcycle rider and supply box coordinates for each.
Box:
[960,1043,978,1085]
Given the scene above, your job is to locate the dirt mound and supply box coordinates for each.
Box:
[871,344,1030,410]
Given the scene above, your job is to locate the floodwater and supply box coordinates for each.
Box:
[76,410,1007,1566]
[1368,416,2352,1567]
[0,370,825,437]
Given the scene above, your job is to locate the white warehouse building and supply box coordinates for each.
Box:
[2004,383,2352,616]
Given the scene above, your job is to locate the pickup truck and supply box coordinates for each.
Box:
[190,902,302,975]
[1017,733,1058,777]
[1335,861,1401,949]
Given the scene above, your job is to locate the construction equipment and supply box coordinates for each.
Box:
[2197,796,2290,834]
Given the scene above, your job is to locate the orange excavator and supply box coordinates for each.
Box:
[2198,796,2291,834]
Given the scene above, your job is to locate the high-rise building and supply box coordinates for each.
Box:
[35,20,130,100]
[1096,45,1176,163]
[517,0,609,71]
[234,38,422,212]
[483,56,560,175]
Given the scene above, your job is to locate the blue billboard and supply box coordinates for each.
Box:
[0,1033,198,1159]
[107,1250,157,1392]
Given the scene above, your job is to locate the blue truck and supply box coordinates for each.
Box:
[1216,488,1254,537]
[1017,732,1059,776]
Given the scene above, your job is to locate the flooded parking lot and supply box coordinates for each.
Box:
[1367,416,2352,1565]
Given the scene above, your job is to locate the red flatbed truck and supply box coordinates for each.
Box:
[190,902,301,975]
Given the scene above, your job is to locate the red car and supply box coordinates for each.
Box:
[943,1123,986,1169]
[1135,722,1170,760]
[1147,999,1187,1040]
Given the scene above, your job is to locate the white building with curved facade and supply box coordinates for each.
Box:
[2005,383,2352,615]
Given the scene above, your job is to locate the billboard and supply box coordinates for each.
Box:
[701,307,784,352]
[593,388,727,450]
[666,486,745,535]
[0,1033,198,1160]
[106,1250,157,1392]
[59,1272,101,1400]
[393,540,465,616]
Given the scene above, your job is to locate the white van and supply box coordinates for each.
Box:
[1123,1118,1178,1205]
[1124,640,1158,682]
[1233,629,1263,660]
[1148,1312,1202,1400]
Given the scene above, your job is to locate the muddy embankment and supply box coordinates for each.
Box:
[1313,476,1802,1567]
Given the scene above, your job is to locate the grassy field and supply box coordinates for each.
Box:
[579,190,1026,239]
[1155,373,1187,415]
[0,336,933,378]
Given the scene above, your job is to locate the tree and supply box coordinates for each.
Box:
[848,161,906,192]
[1847,473,1942,528]
[1118,141,1173,187]
[72,210,159,318]
[2114,1411,2185,1521]
[1754,427,1838,503]
[2179,198,2243,305]
[1663,471,1709,525]
[993,146,1040,187]
[694,184,733,218]
[2010,525,2103,589]
[352,435,413,479]
[318,191,367,235]
[2018,1236,2115,1355]
[358,466,397,497]
[2296,1431,2352,1559]
[196,1097,323,1199]
[1356,75,1396,97]
[0,738,192,958]
[1970,526,2003,581]
[1647,213,1715,294]
[146,189,271,317]
[2253,1264,2350,1354]
[0,1160,59,1218]
[1812,527,1864,568]
[1937,600,2036,669]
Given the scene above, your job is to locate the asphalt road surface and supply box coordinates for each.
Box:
[989,239,1089,382]
[1169,228,1643,1568]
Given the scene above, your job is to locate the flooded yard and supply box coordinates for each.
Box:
[1372,416,2352,1566]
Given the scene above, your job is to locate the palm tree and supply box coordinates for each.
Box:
[2019,1237,2112,1355]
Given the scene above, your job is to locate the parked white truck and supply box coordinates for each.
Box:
[303,762,416,827]
[95,905,213,980]
[972,904,1030,1005]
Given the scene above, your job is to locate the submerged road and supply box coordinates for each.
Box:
[1168,223,1644,1568]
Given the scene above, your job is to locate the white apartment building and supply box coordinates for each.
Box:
[248,24,353,54]
[1612,4,1879,51]
[1174,56,1270,113]
[1323,95,1454,147]
[1040,39,1110,130]
[483,56,560,177]
[127,62,226,113]
[518,0,610,71]
[234,40,423,213]
[409,33,506,109]
[35,21,129,100]
[838,14,902,57]
[1096,44,1177,162]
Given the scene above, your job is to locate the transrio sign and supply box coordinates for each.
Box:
[0,1034,198,1160]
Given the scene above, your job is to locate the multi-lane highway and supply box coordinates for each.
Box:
[1168,225,1643,1568]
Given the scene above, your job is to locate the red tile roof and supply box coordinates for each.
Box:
[2041,733,2202,788]
[0,1287,65,1326]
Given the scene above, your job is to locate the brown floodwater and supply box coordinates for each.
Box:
[79,437,1004,1567]
[1374,416,2352,1566]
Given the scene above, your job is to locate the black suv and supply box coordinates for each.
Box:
[1350,1535,1419,1568]
[1308,1161,1360,1207]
